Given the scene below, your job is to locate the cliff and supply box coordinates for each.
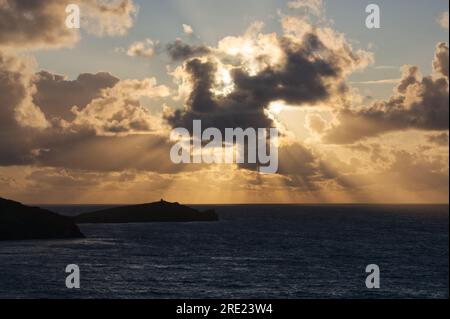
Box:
[0,198,84,241]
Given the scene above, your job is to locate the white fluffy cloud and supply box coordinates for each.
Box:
[126,39,156,58]
[72,78,170,135]
[0,50,49,129]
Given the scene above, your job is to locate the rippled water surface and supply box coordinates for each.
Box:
[0,205,448,299]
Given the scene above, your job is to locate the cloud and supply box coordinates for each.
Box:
[32,132,190,173]
[0,0,137,50]
[81,0,137,37]
[438,11,449,30]
[71,78,170,135]
[306,113,327,134]
[166,20,372,134]
[319,148,449,201]
[277,143,318,177]
[348,143,388,163]
[427,132,449,146]
[33,71,119,121]
[27,168,102,189]
[0,50,52,166]
[166,39,211,61]
[433,42,449,77]
[0,0,78,49]
[238,141,339,192]
[287,0,323,17]
[0,50,48,130]
[182,24,194,35]
[388,150,449,192]
[32,69,170,136]
[126,38,156,58]
[0,49,179,173]
[324,43,449,144]
[1,3,447,204]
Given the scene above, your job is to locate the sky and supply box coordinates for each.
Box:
[0,0,449,204]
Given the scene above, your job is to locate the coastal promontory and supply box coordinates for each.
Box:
[74,200,219,224]
[0,197,84,241]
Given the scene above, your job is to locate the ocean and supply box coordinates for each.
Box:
[0,204,448,299]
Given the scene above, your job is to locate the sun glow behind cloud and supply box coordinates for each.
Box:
[0,0,448,204]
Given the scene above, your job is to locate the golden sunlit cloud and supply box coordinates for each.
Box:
[0,0,448,204]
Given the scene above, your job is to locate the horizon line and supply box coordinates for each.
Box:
[32,202,450,206]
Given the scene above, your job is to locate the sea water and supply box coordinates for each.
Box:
[0,205,448,299]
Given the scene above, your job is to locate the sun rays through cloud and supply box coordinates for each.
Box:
[0,0,448,204]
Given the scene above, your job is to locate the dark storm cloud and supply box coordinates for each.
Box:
[166,57,273,131]
[324,43,449,144]
[166,33,365,132]
[184,58,218,113]
[231,35,340,105]
[166,40,211,61]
